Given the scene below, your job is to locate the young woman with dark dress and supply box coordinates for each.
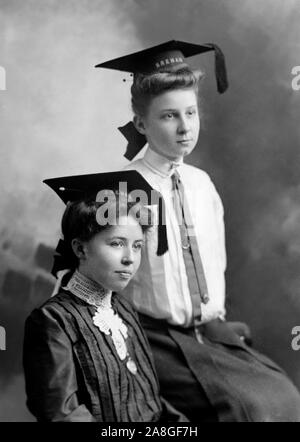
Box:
[23,171,186,422]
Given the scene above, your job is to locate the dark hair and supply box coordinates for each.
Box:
[131,67,204,117]
[61,192,152,269]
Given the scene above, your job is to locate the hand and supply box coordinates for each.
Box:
[226,321,253,346]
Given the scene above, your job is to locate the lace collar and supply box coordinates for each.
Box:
[65,270,112,309]
[65,270,137,375]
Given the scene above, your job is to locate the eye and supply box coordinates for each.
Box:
[162,112,174,120]
[133,241,143,251]
[187,109,197,116]
[110,240,124,248]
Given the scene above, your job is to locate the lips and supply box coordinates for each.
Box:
[177,139,192,144]
[115,271,133,280]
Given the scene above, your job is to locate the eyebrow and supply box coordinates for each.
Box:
[160,105,197,112]
[108,236,144,242]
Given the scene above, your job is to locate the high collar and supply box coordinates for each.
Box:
[65,270,113,309]
[142,147,183,178]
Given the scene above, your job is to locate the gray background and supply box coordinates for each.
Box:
[0,0,300,421]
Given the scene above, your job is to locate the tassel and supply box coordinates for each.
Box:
[205,43,229,94]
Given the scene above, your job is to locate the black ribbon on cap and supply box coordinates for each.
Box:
[51,238,77,277]
[118,121,147,161]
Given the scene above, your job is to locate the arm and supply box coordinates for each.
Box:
[210,179,227,274]
[23,307,95,422]
[210,180,252,344]
[159,397,190,422]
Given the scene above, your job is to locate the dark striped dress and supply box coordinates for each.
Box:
[23,290,162,422]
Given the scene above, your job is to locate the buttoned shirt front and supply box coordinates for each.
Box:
[123,148,226,326]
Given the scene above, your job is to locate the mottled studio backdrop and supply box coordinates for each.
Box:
[0,0,300,421]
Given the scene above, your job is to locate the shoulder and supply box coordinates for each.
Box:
[123,159,160,189]
[123,159,144,172]
[180,163,215,188]
[25,291,78,332]
[30,290,72,314]
[181,164,224,210]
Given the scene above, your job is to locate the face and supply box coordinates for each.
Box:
[137,88,200,161]
[77,215,144,292]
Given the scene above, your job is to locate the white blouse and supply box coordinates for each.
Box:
[123,148,226,326]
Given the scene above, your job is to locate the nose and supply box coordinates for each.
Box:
[121,247,134,266]
[177,115,190,134]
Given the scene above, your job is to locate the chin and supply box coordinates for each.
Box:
[112,281,131,293]
[173,146,193,159]
[182,146,196,157]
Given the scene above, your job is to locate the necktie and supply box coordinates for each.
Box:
[171,169,209,327]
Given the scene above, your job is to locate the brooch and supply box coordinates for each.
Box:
[93,307,137,375]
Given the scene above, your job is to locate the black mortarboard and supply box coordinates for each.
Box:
[95,40,228,161]
[95,40,228,94]
[44,170,168,256]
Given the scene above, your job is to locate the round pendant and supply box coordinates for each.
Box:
[126,359,137,375]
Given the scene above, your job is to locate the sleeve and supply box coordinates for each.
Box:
[206,176,227,320]
[159,397,190,422]
[210,177,227,274]
[23,307,95,422]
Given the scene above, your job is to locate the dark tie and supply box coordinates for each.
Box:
[171,169,209,327]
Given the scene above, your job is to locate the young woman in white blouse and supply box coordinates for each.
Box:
[96,41,300,422]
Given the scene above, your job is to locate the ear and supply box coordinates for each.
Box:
[71,238,87,260]
[133,115,146,135]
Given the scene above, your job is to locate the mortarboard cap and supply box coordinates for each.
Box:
[95,40,228,161]
[95,40,228,94]
[44,170,168,256]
